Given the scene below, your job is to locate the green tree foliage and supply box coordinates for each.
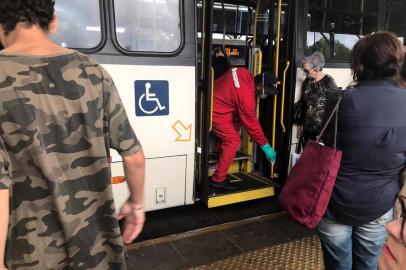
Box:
[308,37,352,60]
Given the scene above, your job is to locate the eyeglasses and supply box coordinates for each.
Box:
[302,67,315,74]
[397,195,406,246]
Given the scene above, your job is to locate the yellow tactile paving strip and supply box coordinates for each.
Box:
[190,235,324,270]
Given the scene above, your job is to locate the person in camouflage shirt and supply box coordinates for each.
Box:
[295,52,337,142]
[0,1,146,269]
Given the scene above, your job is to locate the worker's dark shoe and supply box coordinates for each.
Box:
[209,179,238,190]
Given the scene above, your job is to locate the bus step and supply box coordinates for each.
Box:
[207,172,276,207]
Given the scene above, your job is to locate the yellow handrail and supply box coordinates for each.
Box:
[209,67,214,132]
[243,49,262,173]
[271,0,283,178]
[280,61,290,133]
[253,49,263,76]
[253,0,261,46]
[254,50,262,117]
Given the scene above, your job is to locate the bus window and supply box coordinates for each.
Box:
[197,2,253,40]
[51,0,102,49]
[113,0,182,53]
[386,0,406,46]
[211,4,252,36]
[306,0,378,60]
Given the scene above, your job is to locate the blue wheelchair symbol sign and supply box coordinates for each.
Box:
[135,80,169,116]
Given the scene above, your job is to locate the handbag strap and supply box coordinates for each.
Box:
[316,92,343,148]
[295,135,305,154]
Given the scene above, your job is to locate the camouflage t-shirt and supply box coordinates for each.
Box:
[0,50,141,270]
[300,74,337,133]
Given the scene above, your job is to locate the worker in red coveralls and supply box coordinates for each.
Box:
[210,56,277,190]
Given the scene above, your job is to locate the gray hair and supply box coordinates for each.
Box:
[301,52,325,71]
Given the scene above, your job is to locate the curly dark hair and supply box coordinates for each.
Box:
[0,0,55,35]
[350,32,404,82]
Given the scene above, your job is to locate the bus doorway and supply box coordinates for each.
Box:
[197,0,294,208]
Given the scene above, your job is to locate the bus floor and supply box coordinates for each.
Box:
[125,212,323,270]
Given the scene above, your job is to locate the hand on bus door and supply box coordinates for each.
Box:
[261,143,277,163]
[118,201,145,244]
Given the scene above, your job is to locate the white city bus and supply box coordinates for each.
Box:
[51,0,406,212]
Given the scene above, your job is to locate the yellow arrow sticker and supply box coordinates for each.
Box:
[172,120,192,142]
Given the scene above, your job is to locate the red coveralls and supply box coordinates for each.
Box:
[211,67,268,182]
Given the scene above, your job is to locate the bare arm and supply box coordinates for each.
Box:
[0,189,9,269]
[117,150,146,244]
[99,65,145,244]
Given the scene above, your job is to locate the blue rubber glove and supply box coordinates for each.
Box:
[261,143,276,162]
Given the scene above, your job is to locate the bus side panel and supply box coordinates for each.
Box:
[103,64,196,210]
[111,156,190,211]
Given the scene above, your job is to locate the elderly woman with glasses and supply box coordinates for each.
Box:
[294,51,337,142]
[378,196,406,270]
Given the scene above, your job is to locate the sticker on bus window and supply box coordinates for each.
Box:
[135,80,169,116]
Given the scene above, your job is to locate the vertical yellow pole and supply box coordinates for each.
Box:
[271,0,282,178]
[241,1,262,174]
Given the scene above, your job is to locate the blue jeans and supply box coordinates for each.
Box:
[317,208,393,270]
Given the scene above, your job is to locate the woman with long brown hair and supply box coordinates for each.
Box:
[318,32,406,270]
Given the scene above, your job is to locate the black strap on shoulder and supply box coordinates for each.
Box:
[316,91,343,148]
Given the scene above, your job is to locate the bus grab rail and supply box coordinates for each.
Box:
[280,61,290,133]
[253,49,263,77]
[253,49,262,118]
[271,0,283,179]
